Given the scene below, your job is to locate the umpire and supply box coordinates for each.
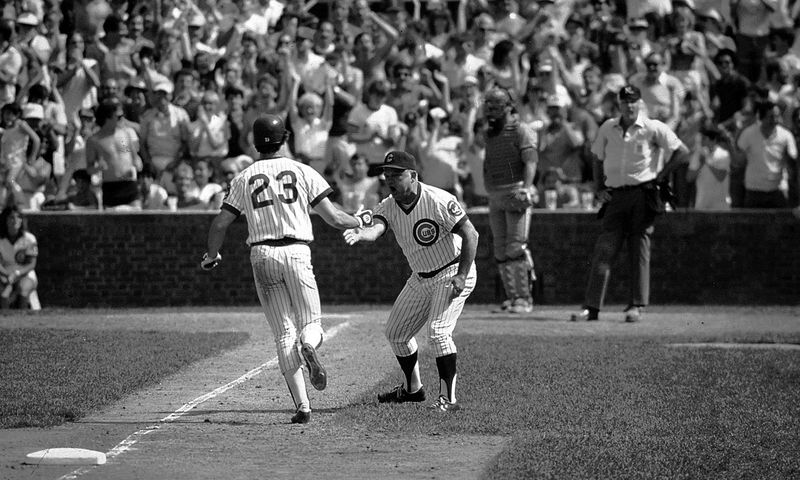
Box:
[571,85,688,323]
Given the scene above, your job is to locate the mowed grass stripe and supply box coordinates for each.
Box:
[0,328,249,428]
[337,334,800,479]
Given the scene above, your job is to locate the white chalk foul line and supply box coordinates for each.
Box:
[58,320,351,480]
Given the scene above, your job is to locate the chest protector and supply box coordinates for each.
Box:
[484,122,526,188]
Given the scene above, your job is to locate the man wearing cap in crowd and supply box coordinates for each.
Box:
[292,25,326,96]
[482,86,539,314]
[571,85,689,323]
[139,79,191,193]
[343,150,479,413]
[537,94,585,190]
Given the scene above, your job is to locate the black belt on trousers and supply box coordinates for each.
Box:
[611,180,654,192]
[251,238,310,247]
[418,258,459,279]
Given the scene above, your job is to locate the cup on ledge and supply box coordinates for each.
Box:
[580,191,594,210]
[167,196,178,211]
[544,189,558,210]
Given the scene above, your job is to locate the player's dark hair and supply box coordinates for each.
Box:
[0,204,27,239]
[255,142,283,155]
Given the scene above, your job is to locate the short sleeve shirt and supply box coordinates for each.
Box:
[222,156,333,245]
[591,114,685,187]
[737,123,798,191]
[373,183,466,274]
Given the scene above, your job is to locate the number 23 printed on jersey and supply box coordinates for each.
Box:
[249,171,299,208]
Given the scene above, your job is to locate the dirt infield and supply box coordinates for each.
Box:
[0,305,798,480]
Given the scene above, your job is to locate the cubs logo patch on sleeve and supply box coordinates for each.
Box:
[447,200,463,217]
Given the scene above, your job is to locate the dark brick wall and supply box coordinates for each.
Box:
[26,210,800,308]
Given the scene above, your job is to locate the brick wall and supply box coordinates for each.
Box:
[26,210,800,307]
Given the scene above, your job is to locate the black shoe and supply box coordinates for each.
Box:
[291,409,311,424]
[624,306,642,323]
[301,343,327,391]
[570,308,598,321]
[377,384,426,403]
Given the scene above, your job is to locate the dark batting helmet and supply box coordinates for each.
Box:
[252,114,288,148]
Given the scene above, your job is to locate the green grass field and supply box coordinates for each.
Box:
[338,333,800,479]
[1,311,798,479]
[0,328,249,428]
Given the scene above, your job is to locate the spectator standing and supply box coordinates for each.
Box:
[342,150,479,413]
[734,100,798,208]
[0,102,41,182]
[732,0,776,82]
[202,114,371,424]
[0,20,24,109]
[537,95,585,188]
[287,76,334,176]
[189,90,229,169]
[687,125,733,210]
[139,80,191,191]
[571,85,688,323]
[0,205,38,309]
[336,153,381,212]
[629,52,685,130]
[710,49,751,123]
[482,87,538,314]
[86,97,142,210]
[58,32,100,123]
[347,80,401,173]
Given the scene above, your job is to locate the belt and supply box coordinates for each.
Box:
[251,238,310,247]
[418,258,459,279]
[611,180,654,192]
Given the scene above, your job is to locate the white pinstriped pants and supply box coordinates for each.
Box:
[251,244,323,374]
[385,263,477,358]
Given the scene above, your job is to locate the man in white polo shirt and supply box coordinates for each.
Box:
[571,85,688,323]
[734,100,797,208]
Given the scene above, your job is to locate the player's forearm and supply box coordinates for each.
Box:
[355,224,384,242]
[206,218,229,256]
[457,229,478,277]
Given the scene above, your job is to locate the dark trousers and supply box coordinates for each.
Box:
[744,189,788,209]
[584,188,654,310]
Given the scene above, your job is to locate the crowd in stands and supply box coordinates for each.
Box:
[0,0,799,212]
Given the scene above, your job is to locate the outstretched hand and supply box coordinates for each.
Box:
[343,229,361,245]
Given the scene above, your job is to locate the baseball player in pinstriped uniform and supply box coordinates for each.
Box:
[343,151,479,412]
[201,114,372,424]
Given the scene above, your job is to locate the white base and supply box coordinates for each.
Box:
[25,448,106,465]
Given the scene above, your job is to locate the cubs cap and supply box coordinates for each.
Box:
[618,85,642,102]
[382,151,417,170]
[252,114,286,146]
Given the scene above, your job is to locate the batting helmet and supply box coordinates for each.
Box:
[252,114,288,148]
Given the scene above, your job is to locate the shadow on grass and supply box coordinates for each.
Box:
[333,333,800,479]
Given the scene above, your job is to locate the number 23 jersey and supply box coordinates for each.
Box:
[221,156,333,245]
[373,182,467,274]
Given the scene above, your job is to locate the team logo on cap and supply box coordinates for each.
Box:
[447,200,463,217]
[413,219,439,246]
[386,152,395,163]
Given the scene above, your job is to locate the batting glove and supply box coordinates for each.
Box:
[354,207,373,229]
[201,252,222,270]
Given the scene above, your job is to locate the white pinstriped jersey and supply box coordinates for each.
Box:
[221,156,333,245]
[373,182,467,274]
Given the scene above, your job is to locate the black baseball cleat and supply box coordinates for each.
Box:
[291,409,311,424]
[301,343,327,391]
[377,384,426,403]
